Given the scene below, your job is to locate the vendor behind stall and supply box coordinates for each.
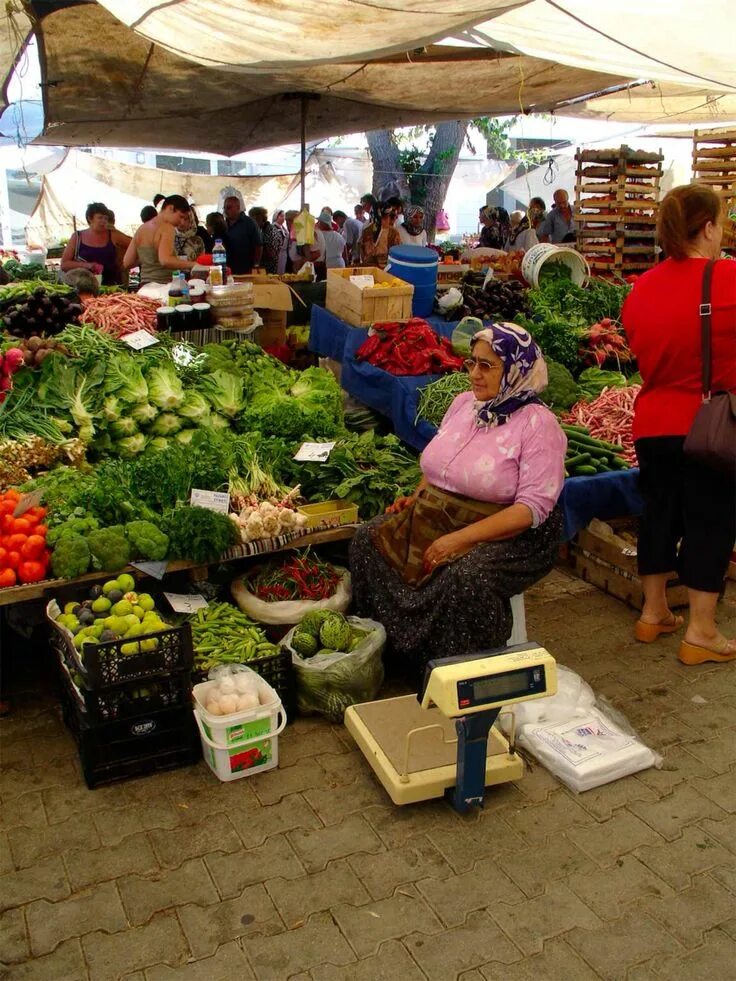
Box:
[60,203,121,285]
[123,194,193,285]
[360,203,401,268]
[350,322,566,675]
[398,205,428,246]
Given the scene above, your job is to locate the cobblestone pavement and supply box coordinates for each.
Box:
[1,570,735,980]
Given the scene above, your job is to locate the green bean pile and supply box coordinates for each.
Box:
[416,372,471,427]
[189,602,278,672]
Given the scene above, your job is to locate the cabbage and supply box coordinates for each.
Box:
[114,433,147,457]
[131,402,158,426]
[148,437,170,451]
[174,428,195,445]
[103,394,121,422]
[198,370,245,418]
[149,412,183,437]
[201,412,231,432]
[319,613,351,651]
[292,632,318,658]
[177,390,211,423]
[146,364,185,410]
[108,417,139,439]
[104,356,149,404]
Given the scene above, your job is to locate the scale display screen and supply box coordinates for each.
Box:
[456,665,546,709]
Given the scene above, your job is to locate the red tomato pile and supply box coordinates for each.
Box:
[0,489,51,587]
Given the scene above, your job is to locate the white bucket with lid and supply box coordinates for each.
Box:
[521,244,589,288]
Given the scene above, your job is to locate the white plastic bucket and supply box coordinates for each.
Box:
[521,244,589,288]
[195,709,286,782]
[193,673,280,749]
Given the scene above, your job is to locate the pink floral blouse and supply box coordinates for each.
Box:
[420,393,567,527]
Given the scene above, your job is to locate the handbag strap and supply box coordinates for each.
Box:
[699,259,716,399]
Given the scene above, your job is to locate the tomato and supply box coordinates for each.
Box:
[5,551,20,570]
[17,560,45,584]
[0,568,17,588]
[24,506,47,522]
[6,534,27,552]
[0,547,6,566]
[3,489,19,501]
[0,500,15,516]
[35,524,48,538]
[11,518,32,535]
[1,513,15,534]
[21,535,46,560]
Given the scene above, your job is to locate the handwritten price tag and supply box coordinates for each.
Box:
[293,441,336,463]
[131,560,168,580]
[123,330,159,351]
[164,593,209,614]
[190,489,230,514]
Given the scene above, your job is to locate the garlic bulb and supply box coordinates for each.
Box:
[206,699,223,716]
[236,691,259,711]
[219,676,236,695]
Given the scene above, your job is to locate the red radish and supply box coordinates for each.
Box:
[3,348,25,374]
[0,376,12,392]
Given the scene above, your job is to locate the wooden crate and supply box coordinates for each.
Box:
[568,523,688,611]
[326,266,413,327]
[692,129,736,251]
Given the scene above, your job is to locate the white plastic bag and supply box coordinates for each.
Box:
[437,287,463,313]
[230,568,351,625]
[284,616,386,722]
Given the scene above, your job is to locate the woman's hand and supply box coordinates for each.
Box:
[386,495,415,514]
[423,531,465,572]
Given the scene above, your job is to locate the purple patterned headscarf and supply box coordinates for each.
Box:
[471,323,548,427]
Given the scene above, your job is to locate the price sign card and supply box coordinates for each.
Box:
[131,560,168,580]
[164,592,209,614]
[190,489,230,514]
[293,441,336,463]
[123,330,159,350]
[350,275,374,290]
[13,489,44,517]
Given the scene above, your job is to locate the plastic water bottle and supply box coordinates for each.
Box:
[212,239,227,286]
[179,271,190,303]
[167,272,183,307]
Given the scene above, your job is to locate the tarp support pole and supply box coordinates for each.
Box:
[300,94,307,210]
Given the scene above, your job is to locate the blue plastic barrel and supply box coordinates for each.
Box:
[386,245,439,318]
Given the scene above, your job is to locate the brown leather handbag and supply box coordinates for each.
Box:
[683,260,736,476]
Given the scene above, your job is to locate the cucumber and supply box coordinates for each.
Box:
[572,465,598,476]
[562,429,624,454]
[611,456,630,469]
[564,452,591,468]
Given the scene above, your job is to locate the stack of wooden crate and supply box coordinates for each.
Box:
[691,128,736,250]
[575,145,663,277]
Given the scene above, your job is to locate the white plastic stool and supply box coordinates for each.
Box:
[507,593,527,646]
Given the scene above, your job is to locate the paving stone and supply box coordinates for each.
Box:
[508,763,559,804]
[303,779,387,826]
[694,770,736,813]
[0,855,70,913]
[0,832,13,875]
[566,854,674,919]
[495,833,594,899]
[118,858,220,927]
[309,940,426,981]
[250,758,329,806]
[332,886,441,957]
[640,873,735,947]
[348,837,452,900]
[504,791,594,844]
[178,883,282,959]
[627,783,728,840]
[40,783,128,825]
[160,787,238,828]
[316,751,371,786]
[650,928,736,981]
[205,835,304,899]
[29,729,77,767]
[416,857,524,928]
[699,813,736,854]
[0,757,81,802]
[568,911,684,980]
[635,825,734,889]
[489,880,601,956]
[674,699,736,735]
[0,937,87,980]
[123,766,210,803]
[64,832,159,892]
[148,812,241,869]
[1,738,33,768]
[574,777,658,821]
[568,808,663,867]
[26,879,126,956]
[266,859,369,928]
[82,912,190,981]
[92,800,181,846]
[244,911,355,977]
[0,791,48,832]
[144,941,255,980]
[635,716,702,754]
[684,736,736,776]
[9,813,101,870]
[0,906,29,963]
[427,820,524,874]
[404,910,521,981]
[278,727,346,767]
[636,745,718,795]
[288,815,383,873]
[363,801,462,849]
[227,793,322,848]
[479,937,600,981]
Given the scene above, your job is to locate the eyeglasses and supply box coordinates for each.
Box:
[463,358,503,374]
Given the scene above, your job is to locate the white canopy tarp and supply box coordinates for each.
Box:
[26,148,299,244]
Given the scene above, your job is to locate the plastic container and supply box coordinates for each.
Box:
[386,244,439,317]
[450,316,484,357]
[521,244,589,288]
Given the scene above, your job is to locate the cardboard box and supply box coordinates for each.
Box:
[251,282,292,348]
[326,266,413,327]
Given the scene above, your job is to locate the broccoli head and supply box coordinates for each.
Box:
[542,361,579,411]
[47,515,100,547]
[50,534,91,579]
[125,520,169,562]
[86,525,131,572]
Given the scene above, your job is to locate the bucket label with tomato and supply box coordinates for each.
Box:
[229,738,273,773]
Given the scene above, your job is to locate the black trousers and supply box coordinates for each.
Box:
[636,436,736,593]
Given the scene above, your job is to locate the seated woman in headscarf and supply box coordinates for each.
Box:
[397,205,428,246]
[505,209,538,253]
[350,322,566,678]
[478,206,511,251]
[360,202,402,267]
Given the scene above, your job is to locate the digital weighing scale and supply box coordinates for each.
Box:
[344,643,556,812]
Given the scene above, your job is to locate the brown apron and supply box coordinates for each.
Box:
[372,484,506,588]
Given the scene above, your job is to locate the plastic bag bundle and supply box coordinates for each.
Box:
[230,568,351,626]
[283,616,386,723]
[501,666,661,793]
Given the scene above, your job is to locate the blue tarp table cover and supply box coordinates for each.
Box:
[309,305,455,362]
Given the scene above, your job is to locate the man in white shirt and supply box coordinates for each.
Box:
[343,204,368,264]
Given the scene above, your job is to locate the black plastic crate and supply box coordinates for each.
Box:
[193,646,296,720]
[58,667,200,789]
[47,602,193,689]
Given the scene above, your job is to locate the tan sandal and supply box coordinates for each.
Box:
[678,638,736,666]
[634,614,684,643]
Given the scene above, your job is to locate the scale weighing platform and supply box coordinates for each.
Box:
[345,643,556,812]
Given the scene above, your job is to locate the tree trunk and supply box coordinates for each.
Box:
[413,120,468,243]
[365,130,410,202]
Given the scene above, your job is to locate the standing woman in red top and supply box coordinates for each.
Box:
[623,184,736,665]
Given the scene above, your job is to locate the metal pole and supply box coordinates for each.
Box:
[300,94,307,211]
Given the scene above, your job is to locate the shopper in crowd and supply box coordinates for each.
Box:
[333,210,348,232]
[104,208,133,285]
[538,189,576,243]
[285,209,303,273]
[123,193,194,285]
[350,322,565,675]
[313,208,347,278]
[478,206,510,250]
[398,204,428,246]
[140,205,157,223]
[528,196,546,231]
[506,209,538,253]
[174,206,206,263]
[344,205,367,263]
[153,193,165,209]
[271,210,290,274]
[249,206,280,274]
[360,202,401,267]
[60,202,121,285]
[360,193,378,225]
[62,267,100,299]
[206,211,228,247]
[223,196,262,274]
[386,195,404,226]
[622,184,736,664]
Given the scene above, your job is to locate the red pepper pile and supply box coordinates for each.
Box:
[355,319,463,376]
[248,552,342,602]
[579,319,633,369]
